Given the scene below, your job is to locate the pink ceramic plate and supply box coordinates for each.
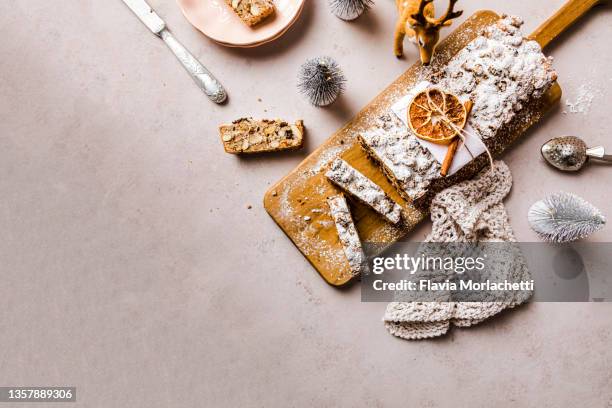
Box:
[176,0,306,47]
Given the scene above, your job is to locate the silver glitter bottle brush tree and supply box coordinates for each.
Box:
[328,0,374,21]
[528,192,606,243]
[297,57,346,107]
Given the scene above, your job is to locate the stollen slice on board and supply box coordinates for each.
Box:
[327,194,368,276]
[326,158,403,224]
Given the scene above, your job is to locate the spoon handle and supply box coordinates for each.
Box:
[586,146,612,161]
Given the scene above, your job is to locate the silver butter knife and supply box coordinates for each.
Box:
[121,0,227,104]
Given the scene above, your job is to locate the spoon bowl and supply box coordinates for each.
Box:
[541,136,612,171]
[541,136,588,171]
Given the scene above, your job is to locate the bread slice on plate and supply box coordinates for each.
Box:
[225,0,275,27]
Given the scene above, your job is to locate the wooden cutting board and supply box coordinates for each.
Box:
[264,1,600,286]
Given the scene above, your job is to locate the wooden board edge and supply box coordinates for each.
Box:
[263,186,355,287]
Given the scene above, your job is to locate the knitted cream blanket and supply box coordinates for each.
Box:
[383,161,532,340]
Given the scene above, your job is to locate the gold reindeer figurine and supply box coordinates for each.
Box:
[394,0,463,64]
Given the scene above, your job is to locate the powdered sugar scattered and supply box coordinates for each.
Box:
[278,143,350,220]
[565,83,597,114]
[309,144,350,175]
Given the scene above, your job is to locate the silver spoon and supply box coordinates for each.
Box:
[541,136,612,171]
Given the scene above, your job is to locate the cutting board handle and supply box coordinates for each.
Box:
[529,0,602,48]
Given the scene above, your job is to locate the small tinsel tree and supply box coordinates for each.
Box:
[528,192,606,243]
[328,0,374,21]
[297,56,346,107]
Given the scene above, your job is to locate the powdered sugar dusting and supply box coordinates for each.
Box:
[565,83,598,114]
[360,114,440,201]
[441,16,557,140]
[309,144,350,175]
[327,195,367,276]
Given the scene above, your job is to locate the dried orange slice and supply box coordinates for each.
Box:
[408,88,468,145]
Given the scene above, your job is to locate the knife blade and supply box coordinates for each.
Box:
[121,0,227,104]
[122,0,166,34]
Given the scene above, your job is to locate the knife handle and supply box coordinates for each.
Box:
[160,29,227,104]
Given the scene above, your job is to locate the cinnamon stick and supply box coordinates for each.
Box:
[440,138,460,177]
[440,100,473,177]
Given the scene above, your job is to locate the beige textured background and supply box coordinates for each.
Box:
[1,0,612,406]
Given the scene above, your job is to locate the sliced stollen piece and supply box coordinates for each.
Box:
[326,158,402,224]
[225,0,275,27]
[359,113,440,203]
[220,118,304,154]
[327,195,368,276]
